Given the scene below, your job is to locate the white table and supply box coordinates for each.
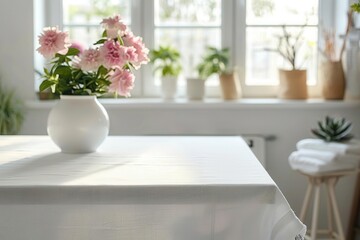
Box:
[0,136,305,240]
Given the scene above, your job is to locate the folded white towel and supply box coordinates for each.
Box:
[297,139,360,156]
[291,149,336,163]
[288,152,357,174]
[290,149,360,164]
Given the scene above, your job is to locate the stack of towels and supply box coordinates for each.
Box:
[289,139,360,174]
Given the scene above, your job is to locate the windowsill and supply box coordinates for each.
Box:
[26,98,360,110]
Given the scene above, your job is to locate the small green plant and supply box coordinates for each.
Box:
[150,45,182,77]
[352,1,360,12]
[0,83,25,135]
[197,46,230,79]
[311,116,354,142]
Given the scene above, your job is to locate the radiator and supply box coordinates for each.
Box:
[242,135,266,167]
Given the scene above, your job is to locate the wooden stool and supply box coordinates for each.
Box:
[299,169,357,240]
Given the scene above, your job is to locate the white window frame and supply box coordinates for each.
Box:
[42,0,339,99]
[142,0,234,98]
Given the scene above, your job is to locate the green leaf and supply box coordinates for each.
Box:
[66,47,80,56]
[311,129,328,141]
[94,39,107,45]
[43,68,50,75]
[54,66,72,79]
[102,30,107,38]
[39,80,55,92]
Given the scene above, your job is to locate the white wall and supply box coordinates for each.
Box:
[1,0,360,235]
[0,0,35,100]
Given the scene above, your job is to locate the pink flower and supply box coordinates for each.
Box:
[125,46,138,63]
[123,31,149,69]
[100,40,127,69]
[37,27,71,59]
[78,48,102,71]
[109,69,135,97]
[101,15,128,39]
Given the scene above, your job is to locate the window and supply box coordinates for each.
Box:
[62,0,131,45]
[244,0,319,97]
[146,0,225,96]
[42,0,324,98]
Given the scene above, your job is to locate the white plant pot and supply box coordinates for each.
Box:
[161,76,178,99]
[47,95,109,153]
[186,77,205,100]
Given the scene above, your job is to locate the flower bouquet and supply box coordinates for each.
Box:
[37,15,149,97]
[36,15,149,153]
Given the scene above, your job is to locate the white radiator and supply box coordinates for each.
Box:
[242,135,266,168]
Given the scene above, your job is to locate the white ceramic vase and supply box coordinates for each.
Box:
[47,95,109,153]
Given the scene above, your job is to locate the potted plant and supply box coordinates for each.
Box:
[37,15,149,153]
[265,26,308,99]
[0,82,24,135]
[197,46,241,100]
[318,28,345,100]
[187,46,241,100]
[150,45,182,99]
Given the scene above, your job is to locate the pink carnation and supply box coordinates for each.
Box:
[123,31,149,69]
[109,69,135,97]
[78,48,102,71]
[100,40,127,69]
[125,46,138,63]
[101,15,128,39]
[37,27,71,59]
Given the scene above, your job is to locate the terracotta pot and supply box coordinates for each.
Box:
[319,60,345,100]
[219,71,242,100]
[278,69,308,99]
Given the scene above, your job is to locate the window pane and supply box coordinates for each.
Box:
[155,28,221,85]
[155,0,221,26]
[246,27,318,86]
[246,0,318,25]
[63,26,102,46]
[63,0,131,25]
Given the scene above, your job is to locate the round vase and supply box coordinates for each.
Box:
[319,60,345,100]
[47,95,109,153]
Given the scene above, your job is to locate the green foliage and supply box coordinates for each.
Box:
[352,2,360,13]
[0,83,24,135]
[40,47,110,96]
[197,46,230,79]
[311,116,354,142]
[150,45,182,77]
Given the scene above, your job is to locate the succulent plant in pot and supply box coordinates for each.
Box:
[150,45,182,99]
[311,116,353,142]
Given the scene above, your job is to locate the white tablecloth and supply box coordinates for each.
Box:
[0,136,305,240]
